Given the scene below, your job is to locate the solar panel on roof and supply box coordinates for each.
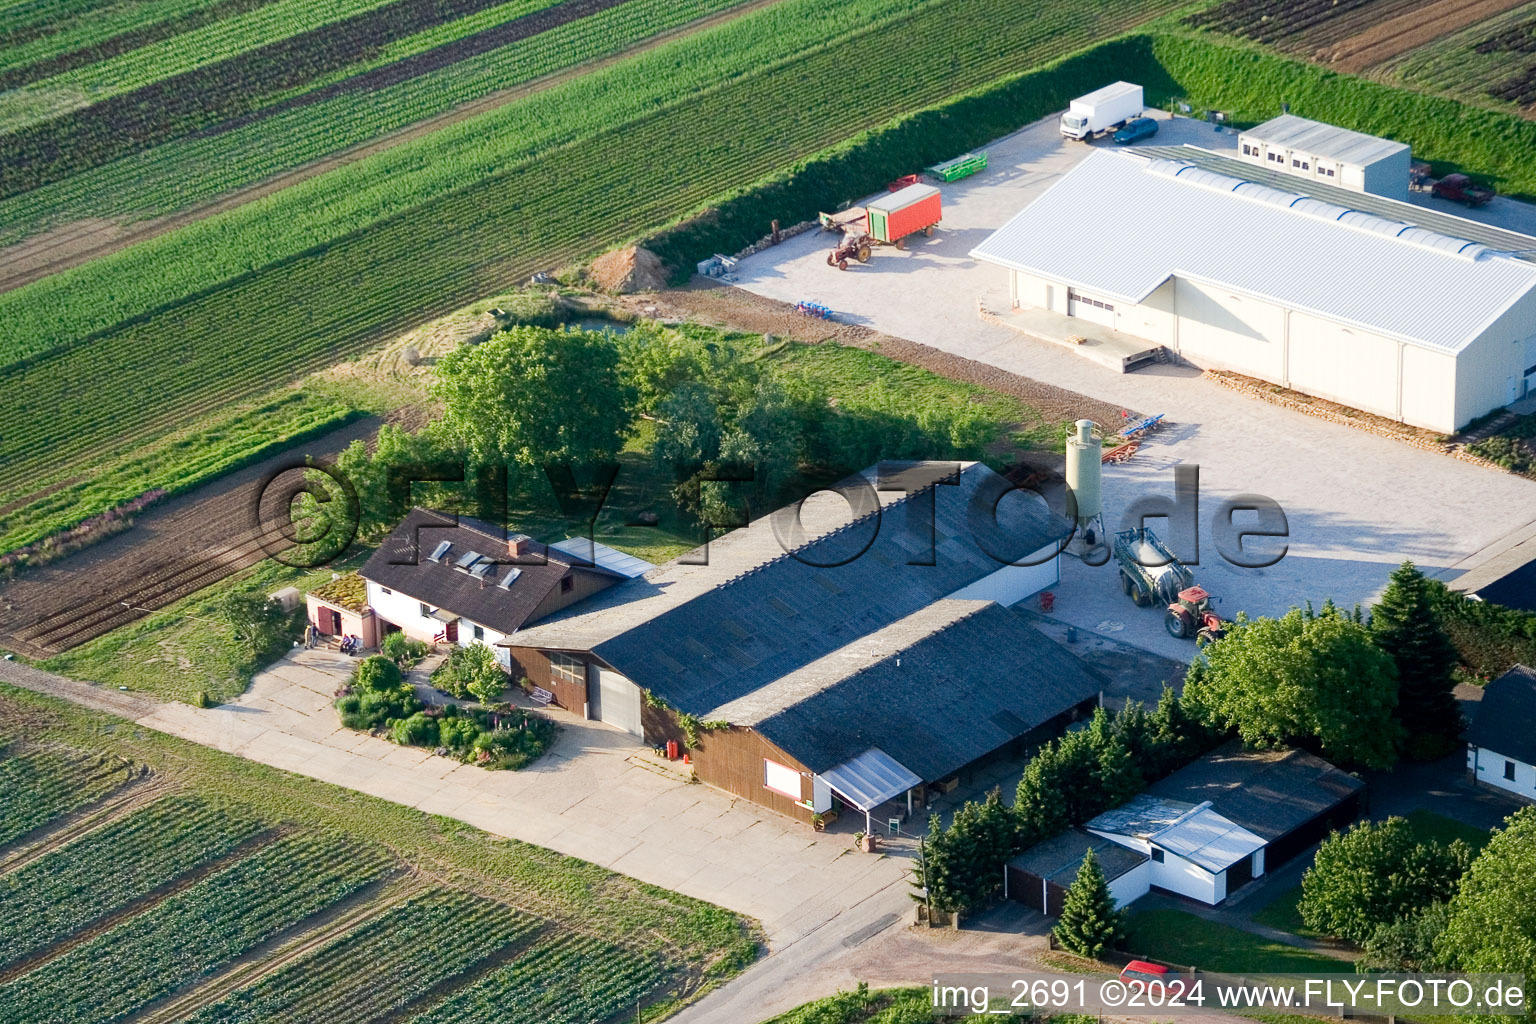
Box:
[428,541,453,562]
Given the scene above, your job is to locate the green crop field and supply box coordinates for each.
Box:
[0,0,1182,560]
[0,687,756,1021]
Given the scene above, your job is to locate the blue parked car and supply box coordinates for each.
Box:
[1113,117,1159,145]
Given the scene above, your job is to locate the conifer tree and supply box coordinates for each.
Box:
[1053,848,1125,959]
[1371,561,1462,758]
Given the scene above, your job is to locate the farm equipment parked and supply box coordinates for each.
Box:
[1413,162,1495,206]
[826,234,872,271]
[819,183,941,268]
[1112,527,1224,642]
[926,151,987,181]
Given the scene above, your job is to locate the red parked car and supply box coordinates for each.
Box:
[1119,961,1190,999]
[1432,173,1495,207]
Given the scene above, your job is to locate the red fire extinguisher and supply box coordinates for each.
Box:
[666,739,679,760]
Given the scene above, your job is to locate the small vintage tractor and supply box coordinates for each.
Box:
[826,234,872,271]
[1164,585,1225,643]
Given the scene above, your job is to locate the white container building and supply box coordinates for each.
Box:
[1236,114,1411,201]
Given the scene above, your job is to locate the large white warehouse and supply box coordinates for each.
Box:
[971,147,1536,433]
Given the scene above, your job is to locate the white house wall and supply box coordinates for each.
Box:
[1108,860,1152,910]
[1470,746,1536,801]
[365,581,446,643]
[1088,829,1225,905]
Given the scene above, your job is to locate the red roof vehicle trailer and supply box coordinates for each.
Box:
[865,183,941,245]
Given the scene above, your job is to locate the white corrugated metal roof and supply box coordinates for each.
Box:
[1088,797,1264,873]
[868,182,939,213]
[549,537,654,579]
[1240,114,1408,166]
[1153,806,1265,873]
[970,149,1536,354]
[818,748,921,811]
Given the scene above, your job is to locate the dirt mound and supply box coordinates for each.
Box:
[590,246,668,293]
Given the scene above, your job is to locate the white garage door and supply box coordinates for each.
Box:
[586,665,643,738]
[1067,288,1116,329]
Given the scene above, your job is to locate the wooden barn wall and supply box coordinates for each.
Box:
[527,568,620,623]
[687,718,815,824]
[503,646,587,712]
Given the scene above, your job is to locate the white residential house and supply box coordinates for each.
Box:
[1465,665,1536,802]
[357,508,650,667]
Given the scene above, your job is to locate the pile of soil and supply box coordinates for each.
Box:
[589,246,668,294]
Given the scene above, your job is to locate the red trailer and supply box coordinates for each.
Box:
[865,183,941,247]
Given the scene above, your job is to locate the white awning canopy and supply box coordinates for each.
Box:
[818,748,921,812]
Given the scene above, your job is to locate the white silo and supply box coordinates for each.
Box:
[1065,419,1106,559]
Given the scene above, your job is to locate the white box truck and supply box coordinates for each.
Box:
[1060,81,1143,141]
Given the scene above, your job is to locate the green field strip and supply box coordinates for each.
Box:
[0,0,403,127]
[0,0,1111,369]
[0,748,136,847]
[408,931,666,1024]
[182,888,543,1024]
[0,0,278,87]
[0,794,271,969]
[0,831,388,1024]
[0,0,748,248]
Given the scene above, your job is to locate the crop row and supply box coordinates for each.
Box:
[0,794,269,968]
[409,931,665,1024]
[0,0,557,196]
[0,0,1180,530]
[185,888,541,1024]
[1386,5,1536,108]
[0,0,780,352]
[0,388,354,554]
[0,0,743,246]
[0,0,275,91]
[0,746,136,847]
[0,831,386,1024]
[0,0,1070,370]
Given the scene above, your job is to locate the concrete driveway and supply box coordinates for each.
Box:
[731,112,1536,661]
[16,649,910,950]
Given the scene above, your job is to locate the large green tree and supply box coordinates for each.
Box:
[1053,848,1125,959]
[432,326,633,468]
[1371,561,1462,759]
[1298,817,1472,944]
[1182,605,1403,769]
[1436,807,1536,1024]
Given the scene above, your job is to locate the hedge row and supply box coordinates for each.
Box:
[643,37,1149,280]
[1142,32,1536,197]
[646,31,1536,276]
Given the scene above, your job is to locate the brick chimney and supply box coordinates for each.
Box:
[508,534,533,557]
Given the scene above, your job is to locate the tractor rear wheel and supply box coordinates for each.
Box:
[1165,609,1192,638]
[856,246,871,263]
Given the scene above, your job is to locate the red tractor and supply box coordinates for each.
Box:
[1165,586,1225,643]
[826,234,872,271]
